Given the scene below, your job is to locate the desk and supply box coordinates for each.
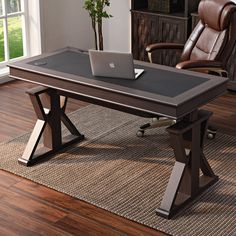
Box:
[9,47,228,219]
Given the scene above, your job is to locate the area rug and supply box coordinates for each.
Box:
[0,105,235,236]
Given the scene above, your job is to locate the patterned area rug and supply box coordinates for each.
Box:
[0,105,235,236]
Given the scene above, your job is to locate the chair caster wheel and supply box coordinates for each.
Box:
[207,132,216,140]
[136,130,144,137]
[207,127,217,140]
[152,117,159,122]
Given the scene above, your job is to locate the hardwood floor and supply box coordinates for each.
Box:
[0,80,236,236]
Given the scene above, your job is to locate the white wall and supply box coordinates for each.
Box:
[27,0,42,56]
[40,0,131,53]
[40,0,94,52]
[103,0,131,52]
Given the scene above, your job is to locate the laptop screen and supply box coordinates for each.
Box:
[89,50,144,79]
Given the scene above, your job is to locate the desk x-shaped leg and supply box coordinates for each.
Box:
[18,87,84,166]
[156,109,218,219]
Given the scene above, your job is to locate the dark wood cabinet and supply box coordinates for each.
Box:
[131,0,200,63]
[227,47,236,91]
[191,12,199,29]
[132,12,159,61]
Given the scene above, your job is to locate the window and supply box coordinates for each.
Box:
[0,0,28,66]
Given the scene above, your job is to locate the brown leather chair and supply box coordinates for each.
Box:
[137,0,236,138]
[147,0,236,73]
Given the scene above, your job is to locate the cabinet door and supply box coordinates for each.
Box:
[154,16,188,66]
[159,16,188,43]
[227,44,236,91]
[191,13,199,30]
[132,12,159,61]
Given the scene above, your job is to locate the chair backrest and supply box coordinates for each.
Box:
[180,0,236,69]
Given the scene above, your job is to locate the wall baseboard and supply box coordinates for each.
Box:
[0,76,14,85]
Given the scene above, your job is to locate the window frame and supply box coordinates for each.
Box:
[0,0,29,68]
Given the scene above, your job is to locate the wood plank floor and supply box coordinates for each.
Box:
[0,80,236,236]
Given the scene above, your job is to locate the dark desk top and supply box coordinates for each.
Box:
[9,47,228,118]
[28,50,208,98]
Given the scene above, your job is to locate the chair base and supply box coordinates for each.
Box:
[137,118,217,139]
[136,117,175,137]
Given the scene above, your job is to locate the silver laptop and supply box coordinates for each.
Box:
[89,49,144,79]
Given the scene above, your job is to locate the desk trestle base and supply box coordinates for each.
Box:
[156,110,218,219]
[19,87,85,166]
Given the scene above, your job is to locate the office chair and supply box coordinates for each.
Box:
[137,0,236,138]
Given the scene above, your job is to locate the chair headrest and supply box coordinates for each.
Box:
[199,0,236,31]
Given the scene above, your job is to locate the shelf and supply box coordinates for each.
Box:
[132,0,201,17]
[131,9,189,19]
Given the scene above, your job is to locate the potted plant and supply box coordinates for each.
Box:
[84,0,112,50]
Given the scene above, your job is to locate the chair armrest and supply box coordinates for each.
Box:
[176,60,228,77]
[146,43,184,63]
[146,43,185,53]
[176,60,223,69]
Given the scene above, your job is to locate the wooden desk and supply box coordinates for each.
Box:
[9,47,228,219]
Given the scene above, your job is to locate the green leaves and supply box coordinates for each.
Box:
[83,0,112,50]
[84,0,112,22]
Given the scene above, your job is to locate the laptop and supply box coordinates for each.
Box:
[88,49,144,79]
